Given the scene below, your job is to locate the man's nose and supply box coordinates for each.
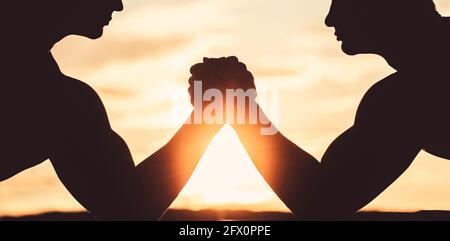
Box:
[324,2,335,27]
[325,14,332,27]
[113,0,124,12]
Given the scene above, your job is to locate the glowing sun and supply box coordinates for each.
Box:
[169,125,291,212]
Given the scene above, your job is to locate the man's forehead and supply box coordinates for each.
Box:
[331,0,434,12]
[332,0,433,6]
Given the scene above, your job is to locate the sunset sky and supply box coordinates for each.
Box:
[1,0,450,216]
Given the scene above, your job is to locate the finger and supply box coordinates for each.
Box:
[235,70,255,89]
[228,62,248,82]
[236,62,248,71]
[226,56,239,63]
[225,62,248,80]
[203,57,212,64]
[245,71,256,89]
[188,76,198,86]
[204,57,221,65]
[190,63,204,75]
[188,87,194,105]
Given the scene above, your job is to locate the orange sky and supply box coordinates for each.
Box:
[1,0,450,216]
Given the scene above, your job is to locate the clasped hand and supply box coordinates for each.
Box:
[188,56,259,126]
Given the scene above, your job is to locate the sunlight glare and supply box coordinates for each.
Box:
[170,125,291,212]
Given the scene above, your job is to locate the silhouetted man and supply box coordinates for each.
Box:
[1,1,222,220]
[190,0,450,219]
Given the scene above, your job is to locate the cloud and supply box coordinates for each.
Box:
[435,0,450,15]
[53,34,193,75]
[252,67,300,78]
[97,86,136,99]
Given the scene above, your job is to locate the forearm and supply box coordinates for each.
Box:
[233,105,321,215]
[134,111,221,218]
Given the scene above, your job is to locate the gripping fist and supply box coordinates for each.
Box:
[188,56,255,106]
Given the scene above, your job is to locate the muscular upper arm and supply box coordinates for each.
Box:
[317,76,423,214]
[48,78,137,219]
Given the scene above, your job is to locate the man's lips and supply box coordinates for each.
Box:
[100,18,111,27]
[104,13,113,25]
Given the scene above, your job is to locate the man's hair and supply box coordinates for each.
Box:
[373,0,441,20]
[408,0,440,18]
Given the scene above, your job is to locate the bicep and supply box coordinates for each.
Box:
[315,127,420,215]
[50,130,137,219]
[322,126,420,185]
[317,122,421,213]
[48,82,138,218]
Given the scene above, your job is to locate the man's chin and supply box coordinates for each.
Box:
[79,28,104,40]
[341,42,361,56]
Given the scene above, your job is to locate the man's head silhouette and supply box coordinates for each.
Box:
[6,0,123,46]
[61,0,124,39]
[325,0,442,57]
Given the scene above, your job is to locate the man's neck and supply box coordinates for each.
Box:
[384,24,446,72]
[32,30,67,54]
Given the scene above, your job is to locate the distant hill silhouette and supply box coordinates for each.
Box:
[2,209,450,221]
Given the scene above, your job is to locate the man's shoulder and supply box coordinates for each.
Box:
[52,75,110,128]
[57,76,102,104]
[362,73,404,99]
[355,73,422,133]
